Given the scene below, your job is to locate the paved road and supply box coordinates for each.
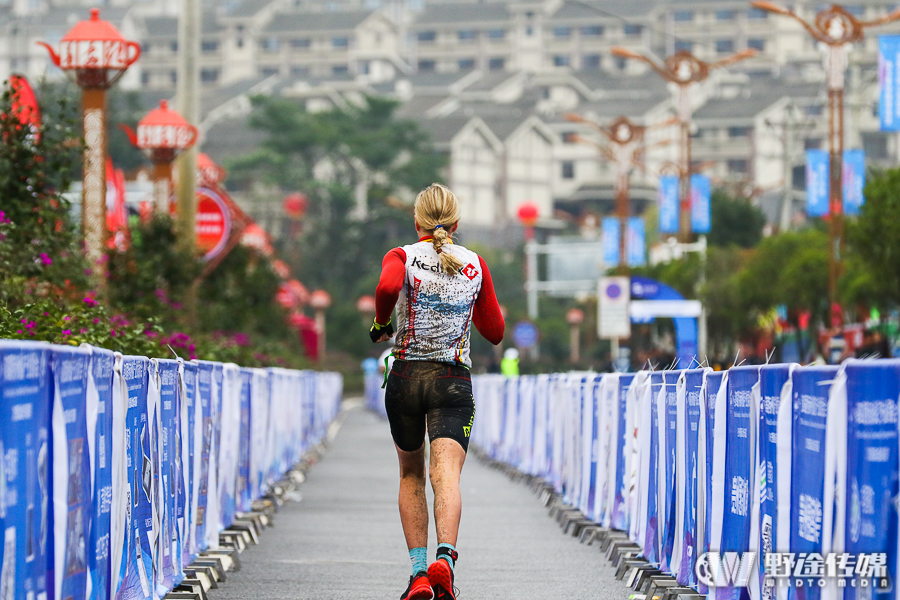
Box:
[213,402,631,600]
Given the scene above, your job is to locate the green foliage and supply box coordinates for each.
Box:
[228,94,447,361]
[845,167,900,308]
[708,189,767,248]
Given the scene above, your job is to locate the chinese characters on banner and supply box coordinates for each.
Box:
[690,175,711,234]
[658,175,710,235]
[658,175,680,234]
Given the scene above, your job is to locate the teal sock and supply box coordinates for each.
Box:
[436,543,456,571]
[409,547,427,576]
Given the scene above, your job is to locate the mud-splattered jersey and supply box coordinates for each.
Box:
[393,241,484,367]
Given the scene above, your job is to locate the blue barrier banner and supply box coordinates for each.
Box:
[806,149,830,217]
[180,362,198,569]
[843,148,866,217]
[879,35,900,131]
[117,356,153,600]
[194,364,213,552]
[786,366,837,600]
[675,368,706,587]
[752,363,796,600]
[626,217,646,267]
[643,372,663,563]
[50,346,92,600]
[88,348,114,600]
[659,175,680,234]
[155,360,182,592]
[690,174,711,234]
[611,375,634,530]
[716,366,758,600]
[843,360,899,598]
[587,378,599,521]
[602,217,620,267]
[699,371,724,596]
[0,343,51,600]
[237,369,253,513]
[661,371,681,570]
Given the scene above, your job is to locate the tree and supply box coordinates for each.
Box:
[228,95,446,359]
[845,167,900,308]
[708,189,767,248]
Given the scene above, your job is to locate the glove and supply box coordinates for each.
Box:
[369,318,394,343]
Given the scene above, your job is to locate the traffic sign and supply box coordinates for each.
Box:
[195,187,231,261]
[513,321,539,349]
[598,276,631,339]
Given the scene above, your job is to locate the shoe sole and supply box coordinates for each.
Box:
[407,587,434,600]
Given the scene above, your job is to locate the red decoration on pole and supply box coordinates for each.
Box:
[196,152,227,188]
[8,75,41,141]
[356,295,376,314]
[283,193,308,220]
[517,202,539,240]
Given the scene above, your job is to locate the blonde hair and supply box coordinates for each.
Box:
[414,183,464,276]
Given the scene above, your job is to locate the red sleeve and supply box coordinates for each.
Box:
[375,248,406,325]
[472,255,505,345]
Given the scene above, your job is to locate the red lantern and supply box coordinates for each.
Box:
[566,308,585,325]
[356,295,376,313]
[283,193,308,220]
[517,202,539,227]
[310,290,331,310]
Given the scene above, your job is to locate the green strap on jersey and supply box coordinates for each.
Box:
[382,352,393,389]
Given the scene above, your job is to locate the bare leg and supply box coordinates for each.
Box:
[396,443,428,550]
[429,437,467,545]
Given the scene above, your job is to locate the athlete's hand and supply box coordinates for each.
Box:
[369,318,394,343]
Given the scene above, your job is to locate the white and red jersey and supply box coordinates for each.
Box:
[375,238,504,368]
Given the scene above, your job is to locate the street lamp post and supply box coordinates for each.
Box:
[566,308,585,363]
[121,100,198,212]
[310,290,332,362]
[749,1,900,305]
[517,202,540,319]
[565,114,676,270]
[610,46,756,242]
[38,8,140,290]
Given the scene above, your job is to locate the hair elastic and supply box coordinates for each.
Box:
[434,224,444,230]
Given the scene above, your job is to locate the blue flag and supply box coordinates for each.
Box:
[690,174,711,234]
[626,217,646,267]
[659,175,680,234]
[879,35,900,131]
[602,217,620,267]
[806,149,830,217]
[843,149,866,216]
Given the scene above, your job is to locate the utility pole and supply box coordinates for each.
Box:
[764,103,815,232]
[750,0,900,304]
[177,0,201,322]
[177,0,200,256]
[610,47,756,242]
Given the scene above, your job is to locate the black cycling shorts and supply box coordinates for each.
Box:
[384,359,475,453]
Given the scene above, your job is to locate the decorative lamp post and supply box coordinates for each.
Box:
[356,295,376,315]
[749,1,900,305]
[121,100,197,212]
[38,8,140,289]
[566,308,585,364]
[517,202,540,319]
[564,114,676,270]
[610,46,755,242]
[197,152,227,188]
[310,290,332,361]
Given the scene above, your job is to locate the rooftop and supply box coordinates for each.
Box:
[262,10,374,34]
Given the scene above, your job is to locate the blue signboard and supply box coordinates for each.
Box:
[512,321,539,349]
[843,149,866,216]
[50,346,92,600]
[806,149,830,217]
[661,371,680,569]
[676,368,706,588]
[155,360,183,592]
[237,369,253,513]
[602,217,620,267]
[0,342,51,600]
[659,175,680,234]
[690,174,711,234]
[699,371,724,596]
[88,348,114,600]
[626,217,646,267]
[117,356,153,600]
[194,363,213,552]
[181,362,198,569]
[879,35,900,131]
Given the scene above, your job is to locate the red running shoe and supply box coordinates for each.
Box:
[427,560,456,600]
[401,572,434,600]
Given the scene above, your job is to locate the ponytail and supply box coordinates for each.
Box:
[414,183,464,276]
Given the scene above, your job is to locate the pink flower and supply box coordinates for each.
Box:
[83,297,97,307]
[39,253,52,266]
[20,318,26,324]
[80,328,87,334]
[26,321,36,329]
[16,330,22,334]
[110,329,117,337]
[93,318,100,324]
[0,210,9,224]
[62,329,71,335]
[63,316,70,321]
[43,312,49,316]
